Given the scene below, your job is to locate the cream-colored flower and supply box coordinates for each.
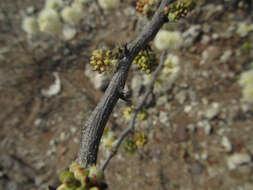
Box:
[161,54,180,81]
[242,83,253,102]
[101,131,116,149]
[38,8,62,34]
[45,0,63,9]
[98,0,120,10]
[62,25,77,41]
[154,30,183,50]
[236,22,253,38]
[22,16,39,35]
[239,70,253,87]
[61,3,83,26]
[152,54,180,93]
[75,0,91,4]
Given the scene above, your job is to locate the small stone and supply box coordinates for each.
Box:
[60,132,67,141]
[222,25,236,39]
[73,137,79,144]
[227,153,252,170]
[41,72,61,98]
[63,26,77,41]
[201,35,211,45]
[70,127,77,134]
[175,90,187,104]
[212,33,219,40]
[183,25,202,48]
[26,6,35,14]
[184,105,192,113]
[197,120,212,135]
[220,50,232,63]
[159,111,170,126]
[221,136,232,152]
[205,102,220,120]
[34,118,42,127]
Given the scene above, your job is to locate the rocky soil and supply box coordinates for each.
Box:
[0,0,253,190]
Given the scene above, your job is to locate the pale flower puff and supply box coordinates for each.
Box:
[236,22,253,37]
[45,0,63,10]
[154,30,183,50]
[160,54,180,84]
[152,54,180,93]
[62,25,77,41]
[242,84,253,103]
[238,70,253,87]
[38,8,62,34]
[101,131,116,149]
[22,16,39,35]
[61,3,84,26]
[98,0,120,10]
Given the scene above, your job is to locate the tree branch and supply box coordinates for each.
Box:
[77,0,176,168]
[100,51,166,171]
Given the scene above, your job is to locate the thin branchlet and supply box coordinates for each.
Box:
[77,0,176,168]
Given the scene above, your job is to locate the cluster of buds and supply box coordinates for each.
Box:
[124,132,148,154]
[137,110,148,121]
[89,49,119,73]
[123,106,149,121]
[134,131,148,148]
[124,135,138,154]
[133,48,157,74]
[101,129,116,150]
[56,163,107,190]
[164,0,196,21]
[136,0,157,19]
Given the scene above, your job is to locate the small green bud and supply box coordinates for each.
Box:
[59,171,75,184]
[88,165,104,184]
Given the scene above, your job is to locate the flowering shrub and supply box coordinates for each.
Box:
[98,0,120,10]
[154,30,183,50]
[239,65,253,102]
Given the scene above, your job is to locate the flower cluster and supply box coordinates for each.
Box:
[98,0,120,10]
[133,48,157,73]
[56,163,107,190]
[238,64,253,103]
[123,106,148,121]
[123,106,135,121]
[137,110,148,120]
[154,30,183,51]
[89,49,119,73]
[124,132,148,154]
[144,54,180,93]
[22,0,86,39]
[136,0,157,19]
[38,8,62,35]
[124,135,138,154]
[101,129,116,150]
[134,131,148,147]
[164,0,196,21]
[61,3,83,26]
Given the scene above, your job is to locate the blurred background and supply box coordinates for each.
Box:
[0,0,253,190]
